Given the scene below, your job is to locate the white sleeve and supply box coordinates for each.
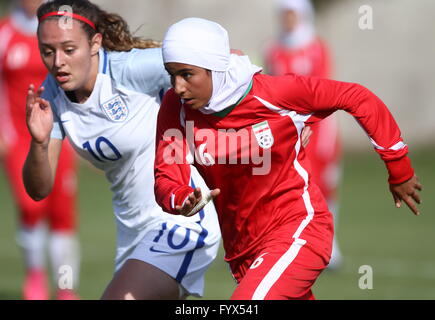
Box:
[108,48,171,102]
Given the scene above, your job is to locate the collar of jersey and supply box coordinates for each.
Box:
[211,80,253,118]
[98,48,108,75]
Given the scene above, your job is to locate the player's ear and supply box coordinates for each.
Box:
[90,33,103,56]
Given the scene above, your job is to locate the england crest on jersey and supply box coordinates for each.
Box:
[101,95,129,122]
[252,120,274,149]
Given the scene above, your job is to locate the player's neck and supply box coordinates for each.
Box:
[73,55,100,104]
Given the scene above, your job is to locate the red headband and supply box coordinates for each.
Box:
[39,12,96,30]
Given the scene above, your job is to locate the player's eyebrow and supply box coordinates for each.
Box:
[165,67,195,76]
[39,40,77,47]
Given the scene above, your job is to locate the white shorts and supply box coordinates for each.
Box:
[114,166,221,297]
[127,217,220,297]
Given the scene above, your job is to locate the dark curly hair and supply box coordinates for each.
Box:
[37,0,160,51]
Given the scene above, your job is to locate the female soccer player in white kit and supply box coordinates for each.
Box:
[22,0,220,299]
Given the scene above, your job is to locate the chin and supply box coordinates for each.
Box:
[191,103,207,110]
[59,82,76,92]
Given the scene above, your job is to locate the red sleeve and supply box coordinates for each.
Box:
[154,89,194,214]
[265,74,414,185]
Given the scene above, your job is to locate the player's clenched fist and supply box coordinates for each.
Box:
[176,187,220,217]
[26,84,53,146]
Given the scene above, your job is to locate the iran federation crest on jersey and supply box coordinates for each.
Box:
[252,120,274,149]
[101,95,129,122]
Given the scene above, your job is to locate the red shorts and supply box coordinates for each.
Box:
[229,212,333,300]
[4,138,77,231]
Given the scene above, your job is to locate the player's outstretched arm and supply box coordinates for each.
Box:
[22,84,61,201]
[279,75,422,216]
[175,187,220,217]
[389,175,422,215]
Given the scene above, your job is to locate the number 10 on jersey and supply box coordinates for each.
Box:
[83,136,122,162]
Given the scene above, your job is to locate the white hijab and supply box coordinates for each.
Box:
[162,17,262,114]
[278,0,316,49]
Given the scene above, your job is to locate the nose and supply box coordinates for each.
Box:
[173,76,186,97]
[54,50,66,69]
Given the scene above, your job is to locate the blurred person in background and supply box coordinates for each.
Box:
[23,0,220,300]
[264,0,343,269]
[0,0,80,300]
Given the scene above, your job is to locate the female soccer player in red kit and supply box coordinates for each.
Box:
[0,0,79,300]
[154,18,422,300]
[264,0,343,269]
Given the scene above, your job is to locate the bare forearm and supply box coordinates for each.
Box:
[23,140,55,201]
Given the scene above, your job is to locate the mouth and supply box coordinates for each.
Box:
[55,71,71,84]
[182,98,195,106]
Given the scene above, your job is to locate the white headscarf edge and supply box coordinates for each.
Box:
[163,17,262,114]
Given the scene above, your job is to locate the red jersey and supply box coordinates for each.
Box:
[264,38,330,78]
[0,17,47,142]
[154,73,414,263]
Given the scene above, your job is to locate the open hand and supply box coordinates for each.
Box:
[389,175,422,215]
[26,84,53,146]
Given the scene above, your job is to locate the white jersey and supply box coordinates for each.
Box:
[42,48,220,269]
